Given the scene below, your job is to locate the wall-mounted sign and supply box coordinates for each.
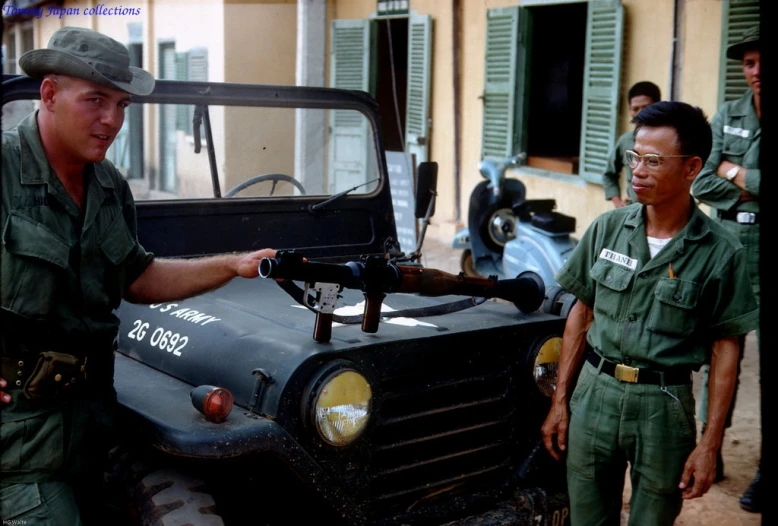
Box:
[377,0,409,17]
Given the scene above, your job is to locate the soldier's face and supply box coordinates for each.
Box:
[742,49,760,96]
[630,126,697,207]
[50,76,130,164]
[628,95,654,118]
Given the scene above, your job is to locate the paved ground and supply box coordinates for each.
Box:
[418,236,763,525]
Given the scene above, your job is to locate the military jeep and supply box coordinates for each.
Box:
[3,75,571,526]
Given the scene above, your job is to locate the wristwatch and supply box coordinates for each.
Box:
[725,166,739,181]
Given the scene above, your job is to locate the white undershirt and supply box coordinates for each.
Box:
[647,236,672,258]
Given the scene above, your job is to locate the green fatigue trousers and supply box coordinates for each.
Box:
[699,221,760,426]
[0,390,117,525]
[566,360,697,526]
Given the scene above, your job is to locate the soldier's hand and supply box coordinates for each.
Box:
[541,400,569,461]
[0,376,11,406]
[678,444,717,499]
[236,249,277,278]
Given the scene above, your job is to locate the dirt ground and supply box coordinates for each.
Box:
[419,237,763,526]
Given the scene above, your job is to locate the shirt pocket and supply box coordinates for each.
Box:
[647,277,701,336]
[1,212,70,318]
[722,130,750,158]
[589,259,634,320]
[97,211,136,307]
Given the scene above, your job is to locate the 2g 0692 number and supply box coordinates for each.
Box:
[127,319,189,356]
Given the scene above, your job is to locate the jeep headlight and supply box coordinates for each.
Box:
[533,337,562,397]
[312,369,372,446]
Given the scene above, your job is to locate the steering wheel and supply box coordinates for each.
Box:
[224,173,306,197]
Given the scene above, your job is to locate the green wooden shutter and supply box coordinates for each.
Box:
[578,0,624,184]
[405,14,432,165]
[328,19,374,193]
[187,48,208,135]
[481,6,519,161]
[175,51,189,131]
[718,0,760,106]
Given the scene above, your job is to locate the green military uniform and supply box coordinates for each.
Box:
[691,90,760,426]
[0,113,154,523]
[555,201,758,526]
[602,131,638,204]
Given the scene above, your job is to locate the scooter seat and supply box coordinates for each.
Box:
[531,211,576,234]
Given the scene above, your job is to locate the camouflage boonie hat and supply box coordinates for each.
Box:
[19,26,155,96]
[726,25,760,61]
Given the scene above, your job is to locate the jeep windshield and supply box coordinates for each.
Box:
[2,76,396,260]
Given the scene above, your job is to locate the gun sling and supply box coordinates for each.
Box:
[276,279,487,324]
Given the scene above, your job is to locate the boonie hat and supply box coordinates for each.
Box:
[726,25,760,61]
[19,26,155,96]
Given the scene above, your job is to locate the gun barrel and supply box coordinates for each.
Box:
[258,257,363,289]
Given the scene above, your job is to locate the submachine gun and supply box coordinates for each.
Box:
[258,250,545,343]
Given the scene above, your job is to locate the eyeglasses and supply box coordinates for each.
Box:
[624,150,692,170]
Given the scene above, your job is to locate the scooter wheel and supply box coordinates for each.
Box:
[460,250,479,277]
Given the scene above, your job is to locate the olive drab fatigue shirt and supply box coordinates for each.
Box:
[692,91,760,216]
[554,201,758,370]
[1,112,153,487]
[602,131,638,203]
[1,112,154,343]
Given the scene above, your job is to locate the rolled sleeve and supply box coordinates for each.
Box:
[554,218,599,307]
[691,110,741,211]
[118,180,155,294]
[704,247,759,340]
[743,167,760,197]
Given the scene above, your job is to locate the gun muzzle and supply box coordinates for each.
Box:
[495,271,545,313]
[258,257,279,279]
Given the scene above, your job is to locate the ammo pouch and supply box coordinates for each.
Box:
[23,351,87,400]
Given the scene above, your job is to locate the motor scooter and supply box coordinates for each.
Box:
[452,154,579,313]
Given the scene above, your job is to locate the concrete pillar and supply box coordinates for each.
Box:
[294,0,327,195]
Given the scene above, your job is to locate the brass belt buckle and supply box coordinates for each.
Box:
[615,363,639,383]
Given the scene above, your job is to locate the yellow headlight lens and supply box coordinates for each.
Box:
[314,370,372,446]
[534,337,562,397]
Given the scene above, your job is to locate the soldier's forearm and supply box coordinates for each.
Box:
[126,255,241,304]
[702,336,741,451]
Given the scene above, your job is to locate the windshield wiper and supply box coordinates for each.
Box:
[308,178,379,213]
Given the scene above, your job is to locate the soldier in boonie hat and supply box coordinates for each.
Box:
[726,25,760,61]
[18,26,155,96]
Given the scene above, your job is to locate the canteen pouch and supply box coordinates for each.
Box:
[23,352,83,400]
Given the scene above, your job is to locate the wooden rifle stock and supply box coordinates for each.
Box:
[395,266,544,313]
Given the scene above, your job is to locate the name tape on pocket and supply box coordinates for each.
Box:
[723,125,750,139]
[599,249,638,270]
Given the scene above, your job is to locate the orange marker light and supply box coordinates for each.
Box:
[190,385,234,423]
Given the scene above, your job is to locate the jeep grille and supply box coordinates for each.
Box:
[366,347,530,518]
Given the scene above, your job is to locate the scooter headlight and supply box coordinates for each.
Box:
[533,337,562,397]
[310,368,372,446]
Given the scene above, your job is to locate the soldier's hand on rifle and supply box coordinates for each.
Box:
[0,376,11,406]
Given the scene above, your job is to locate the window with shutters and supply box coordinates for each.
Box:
[481,0,623,185]
[718,0,760,106]
[329,13,432,185]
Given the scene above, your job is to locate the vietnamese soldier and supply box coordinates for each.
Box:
[690,25,761,511]
[541,101,758,526]
[602,81,662,208]
[0,27,276,524]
